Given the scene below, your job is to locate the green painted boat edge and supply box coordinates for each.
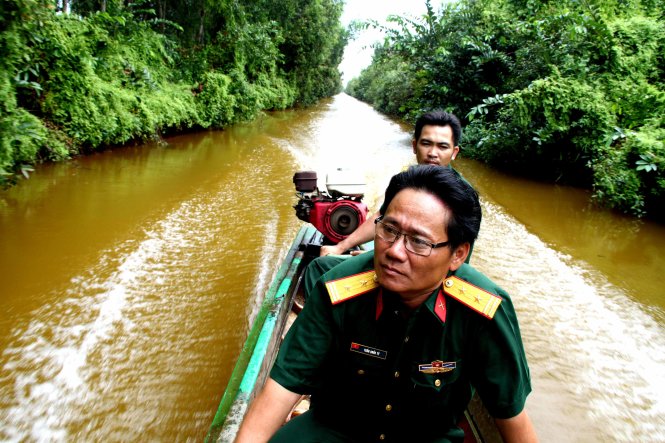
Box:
[205,225,315,442]
[237,272,296,394]
[217,256,304,442]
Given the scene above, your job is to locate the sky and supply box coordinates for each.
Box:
[338,0,429,85]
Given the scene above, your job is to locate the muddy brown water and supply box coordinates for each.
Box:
[1,94,663,441]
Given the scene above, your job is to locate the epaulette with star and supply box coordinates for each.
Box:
[443,276,502,319]
[325,270,379,305]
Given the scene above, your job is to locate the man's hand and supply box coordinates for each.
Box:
[320,244,346,256]
[318,211,381,257]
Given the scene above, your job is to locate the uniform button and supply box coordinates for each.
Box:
[379,434,386,440]
[435,379,441,387]
[385,404,392,412]
[357,369,365,375]
[394,371,400,378]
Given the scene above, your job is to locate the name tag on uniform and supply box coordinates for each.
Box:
[419,360,456,374]
[350,342,387,360]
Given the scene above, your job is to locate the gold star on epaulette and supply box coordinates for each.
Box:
[326,270,379,305]
[443,276,502,319]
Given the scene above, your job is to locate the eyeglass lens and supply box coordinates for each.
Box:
[376,222,432,256]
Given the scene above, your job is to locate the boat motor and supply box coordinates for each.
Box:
[293,169,368,244]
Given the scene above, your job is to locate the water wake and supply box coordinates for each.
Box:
[475,201,665,442]
[0,190,227,440]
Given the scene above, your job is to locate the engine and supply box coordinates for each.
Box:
[293,169,368,244]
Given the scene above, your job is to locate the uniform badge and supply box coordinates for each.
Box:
[434,289,446,322]
[443,276,502,319]
[326,270,379,305]
[350,342,387,360]
[418,360,456,374]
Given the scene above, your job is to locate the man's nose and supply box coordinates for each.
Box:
[386,235,409,259]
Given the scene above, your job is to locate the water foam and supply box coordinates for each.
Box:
[1,193,220,441]
[475,201,665,442]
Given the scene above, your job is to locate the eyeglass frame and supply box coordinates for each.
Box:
[374,215,450,257]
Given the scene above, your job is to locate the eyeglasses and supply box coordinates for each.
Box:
[374,216,450,257]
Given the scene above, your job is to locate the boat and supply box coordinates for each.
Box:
[204,224,504,443]
[205,225,322,442]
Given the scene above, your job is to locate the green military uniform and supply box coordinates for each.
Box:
[270,252,531,443]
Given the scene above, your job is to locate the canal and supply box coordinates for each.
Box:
[1,93,663,441]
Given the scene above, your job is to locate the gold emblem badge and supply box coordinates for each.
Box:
[419,360,456,374]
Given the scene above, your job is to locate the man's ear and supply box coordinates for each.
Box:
[451,145,460,160]
[412,138,418,155]
[449,243,470,271]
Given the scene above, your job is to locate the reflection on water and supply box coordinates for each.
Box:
[0,93,664,441]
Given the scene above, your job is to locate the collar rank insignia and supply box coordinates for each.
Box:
[419,360,456,374]
[326,270,379,305]
[443,276,502,319]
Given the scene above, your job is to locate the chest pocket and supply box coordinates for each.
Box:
[410,358,463,407]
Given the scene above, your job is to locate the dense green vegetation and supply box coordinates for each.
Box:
[4,0,663,220]
[0,0,346,185]
[347,0,665,219]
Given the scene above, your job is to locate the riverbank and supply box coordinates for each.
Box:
[346,0,664,220]
[1,0,346,186]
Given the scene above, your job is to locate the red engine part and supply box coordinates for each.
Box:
[309,200,368,243]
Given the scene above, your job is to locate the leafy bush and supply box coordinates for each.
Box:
[196,71,235,128]
[226,68,261,122]
[253,73,297,111]
[465,75,615,185]
[0,106,46,182]
[349,56,416,117]
[593,125,665,218]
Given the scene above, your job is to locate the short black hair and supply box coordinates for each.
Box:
[414,110,462,147]
[380,165,481,248]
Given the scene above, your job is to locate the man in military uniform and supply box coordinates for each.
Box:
[235,165,537,443]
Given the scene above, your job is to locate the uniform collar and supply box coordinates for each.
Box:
[375,287,446,323]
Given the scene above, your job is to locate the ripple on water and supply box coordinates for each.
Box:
[473,200,665,442]
[0,175,292,440]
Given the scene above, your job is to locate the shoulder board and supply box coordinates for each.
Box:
[326,270,379,305]
[443,276,502,319]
